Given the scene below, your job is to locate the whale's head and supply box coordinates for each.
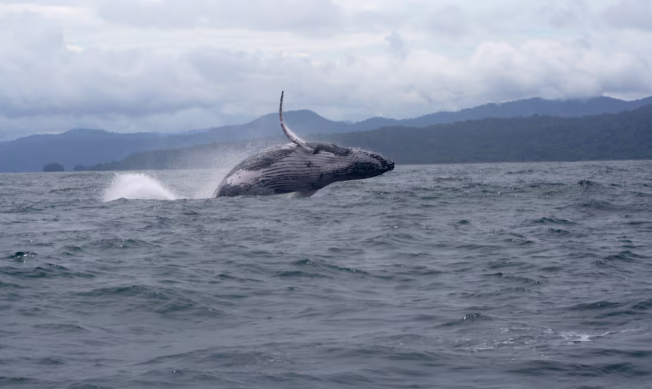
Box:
[306,142,394,183]
[339,147,394,180]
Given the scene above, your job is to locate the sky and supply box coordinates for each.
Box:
[0,0,651,140]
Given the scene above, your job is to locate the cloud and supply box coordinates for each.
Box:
[466,38,651,101]
[602,0,652,30]
[97,0,342,33]
[0,12,64,51]
[427,5,469,37]
[384,31,407,59]
[0,0,651,141]
[540,0,590,28]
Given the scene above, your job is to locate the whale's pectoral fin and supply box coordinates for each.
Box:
[279,91,314,153]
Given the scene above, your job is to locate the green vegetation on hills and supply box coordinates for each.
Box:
[43,163,64,172]
[79,104,652,171]
[328,105,652,164]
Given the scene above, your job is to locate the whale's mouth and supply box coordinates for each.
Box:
[370,153,394,172]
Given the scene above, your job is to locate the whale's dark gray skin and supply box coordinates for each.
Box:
[213,92,394,198]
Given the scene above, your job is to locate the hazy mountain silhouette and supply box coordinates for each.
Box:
[0,111,334,172]
[351,96,652,130]
[82,103,652,171]
[1,95,651,172]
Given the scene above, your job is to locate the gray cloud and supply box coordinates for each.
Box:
[427,5,469,37]
[384,31,407,59]
[602,0,652,30]
[541,0,590,28]
[603,0,652,30]
[97,0,342,33]
[0,1,651,141]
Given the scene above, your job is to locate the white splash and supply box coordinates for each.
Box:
[559,330,614,344]
[103,173,180,201]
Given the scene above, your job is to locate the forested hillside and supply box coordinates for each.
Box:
[80,104,652,170]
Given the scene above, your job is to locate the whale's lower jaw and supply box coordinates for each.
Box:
[215,181,322,197]
[214,183,275,197]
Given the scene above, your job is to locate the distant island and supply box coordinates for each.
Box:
[43,163,64,172]
[1,95,651,172]
[78,104,652,170]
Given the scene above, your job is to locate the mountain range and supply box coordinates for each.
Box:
[1,95,651,172]
[83,103,652,171]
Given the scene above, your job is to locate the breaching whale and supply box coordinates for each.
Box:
[213,92,394,197]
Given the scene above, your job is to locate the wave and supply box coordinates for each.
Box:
[103,173,180,201]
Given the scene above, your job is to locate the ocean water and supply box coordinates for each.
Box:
[1,161,652,389]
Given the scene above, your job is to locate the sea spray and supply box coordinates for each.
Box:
[100,141,283,201]
[103,173,179,201]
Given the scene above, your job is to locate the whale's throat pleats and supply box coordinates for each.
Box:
[254,152,345,194]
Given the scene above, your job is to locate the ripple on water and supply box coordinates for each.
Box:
[532,217,576,225]
[0,263,95,279]
[2,163,652,389]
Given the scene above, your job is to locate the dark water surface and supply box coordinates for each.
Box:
[2,162,652,389]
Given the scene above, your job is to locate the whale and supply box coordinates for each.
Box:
[213,92,394,197]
